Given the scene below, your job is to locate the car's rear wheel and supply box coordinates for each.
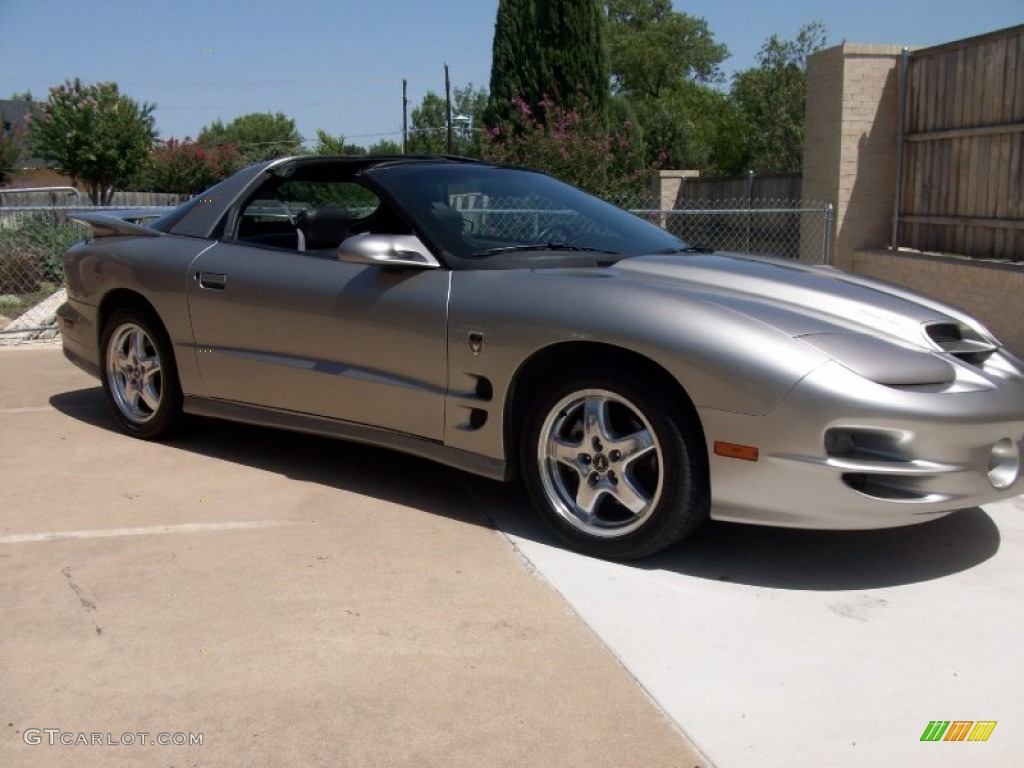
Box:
[522,374,708,560]
[100,308,182,439]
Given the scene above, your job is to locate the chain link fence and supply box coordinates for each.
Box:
[1,193,834,334]
[1,209,83,329]
[450,193,834,263]
[611,195,834,264]
[0,202,173,333]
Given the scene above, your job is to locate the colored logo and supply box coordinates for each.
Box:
[921,721,996,742]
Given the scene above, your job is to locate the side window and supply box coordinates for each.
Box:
[277,181,379,217]
[235,181,394,252]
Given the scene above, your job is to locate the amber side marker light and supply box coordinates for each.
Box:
[714,442,760,462]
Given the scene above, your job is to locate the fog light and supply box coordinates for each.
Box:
[988,438,1021,490]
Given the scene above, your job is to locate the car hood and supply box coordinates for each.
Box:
[614,252,986,350]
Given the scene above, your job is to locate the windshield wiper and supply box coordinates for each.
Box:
[655,244,714,254]
[472,243,619,257]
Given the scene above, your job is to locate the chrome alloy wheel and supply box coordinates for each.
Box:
[105,323,163,424]
[537,389,664,538]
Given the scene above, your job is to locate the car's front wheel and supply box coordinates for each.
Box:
[100,308,182,439]
[522,374,708,560]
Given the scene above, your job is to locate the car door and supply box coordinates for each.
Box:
[186,241,450,441]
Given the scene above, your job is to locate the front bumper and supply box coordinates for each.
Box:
[702,360,1024,529]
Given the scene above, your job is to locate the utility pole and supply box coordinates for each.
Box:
[445,63,453,155]
[402,79,408,155]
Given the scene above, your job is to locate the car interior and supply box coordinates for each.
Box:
[233,176,412,254]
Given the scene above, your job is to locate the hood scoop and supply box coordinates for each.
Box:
[924,322,998,366]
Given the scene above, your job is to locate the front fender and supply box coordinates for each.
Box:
[443,268,829,461]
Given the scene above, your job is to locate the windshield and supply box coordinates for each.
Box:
[364,163,689,267]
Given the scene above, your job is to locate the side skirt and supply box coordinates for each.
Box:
[182,396,511,482]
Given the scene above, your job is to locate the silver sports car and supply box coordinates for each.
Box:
[59,155,1024,559]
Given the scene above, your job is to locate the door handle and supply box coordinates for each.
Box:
[198,271,227,290]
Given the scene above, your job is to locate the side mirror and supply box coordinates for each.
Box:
[337,234,440,269]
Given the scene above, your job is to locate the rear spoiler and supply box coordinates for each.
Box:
[70,212,162,238]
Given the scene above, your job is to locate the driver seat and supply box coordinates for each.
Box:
[296,206,352,251]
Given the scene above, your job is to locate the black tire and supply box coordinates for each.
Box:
[521,373,708,560]
[99,308,183,439]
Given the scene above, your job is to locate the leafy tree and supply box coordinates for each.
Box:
[604,0,729,169]
[605,0,727,97]
[729,21,827,173]
[406,92,448,154]
[198,112,302,164]
[367,139,403,155]
[27,79,156,204]
[312,129,366,155]
[0,127,25,185]
[487,0,609,127]
[407,85,488,156]
[483,93,649,197]
[137,138,244,196]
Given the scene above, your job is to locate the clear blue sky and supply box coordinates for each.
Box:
[1,1,1020,147]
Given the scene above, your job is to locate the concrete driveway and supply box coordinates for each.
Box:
[2,345,1021,767]
[475,449,1024,767]
[0,346,704,768]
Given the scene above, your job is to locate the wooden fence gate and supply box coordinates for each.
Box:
[895,25,1024,261]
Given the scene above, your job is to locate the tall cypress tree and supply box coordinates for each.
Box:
[539,0,608,114]
[488,0,533,122]
[486,0,609,128]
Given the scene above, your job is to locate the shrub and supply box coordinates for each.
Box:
[137,137,244,196]
[483,92,653,198]
[0,218,84,294]
[0,247,42,296]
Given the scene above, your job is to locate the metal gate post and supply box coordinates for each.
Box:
[745,169,754,251]
[823,203,835,265]
[891,47,911,250]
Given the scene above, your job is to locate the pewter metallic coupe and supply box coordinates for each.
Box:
[59,156,1024,559]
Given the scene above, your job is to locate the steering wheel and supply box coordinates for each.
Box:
[535,224,574,244]
[265,198,297,225]
[267,198,307,249]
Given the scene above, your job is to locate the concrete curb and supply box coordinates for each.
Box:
[0,288,65,347]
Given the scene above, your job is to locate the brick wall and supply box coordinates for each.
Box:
[651,170,700,209]
[800,47,844,262]
[803,44,906,268]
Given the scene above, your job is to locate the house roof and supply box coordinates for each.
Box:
[0,99,57,170]
[0,99,33,133]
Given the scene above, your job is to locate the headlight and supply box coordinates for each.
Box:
[798,332,956,386]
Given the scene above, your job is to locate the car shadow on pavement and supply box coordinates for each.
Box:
[641,509,1001,591]
[49,387,495,531]
[51,386,1002,592]
[456,461,1003,591]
